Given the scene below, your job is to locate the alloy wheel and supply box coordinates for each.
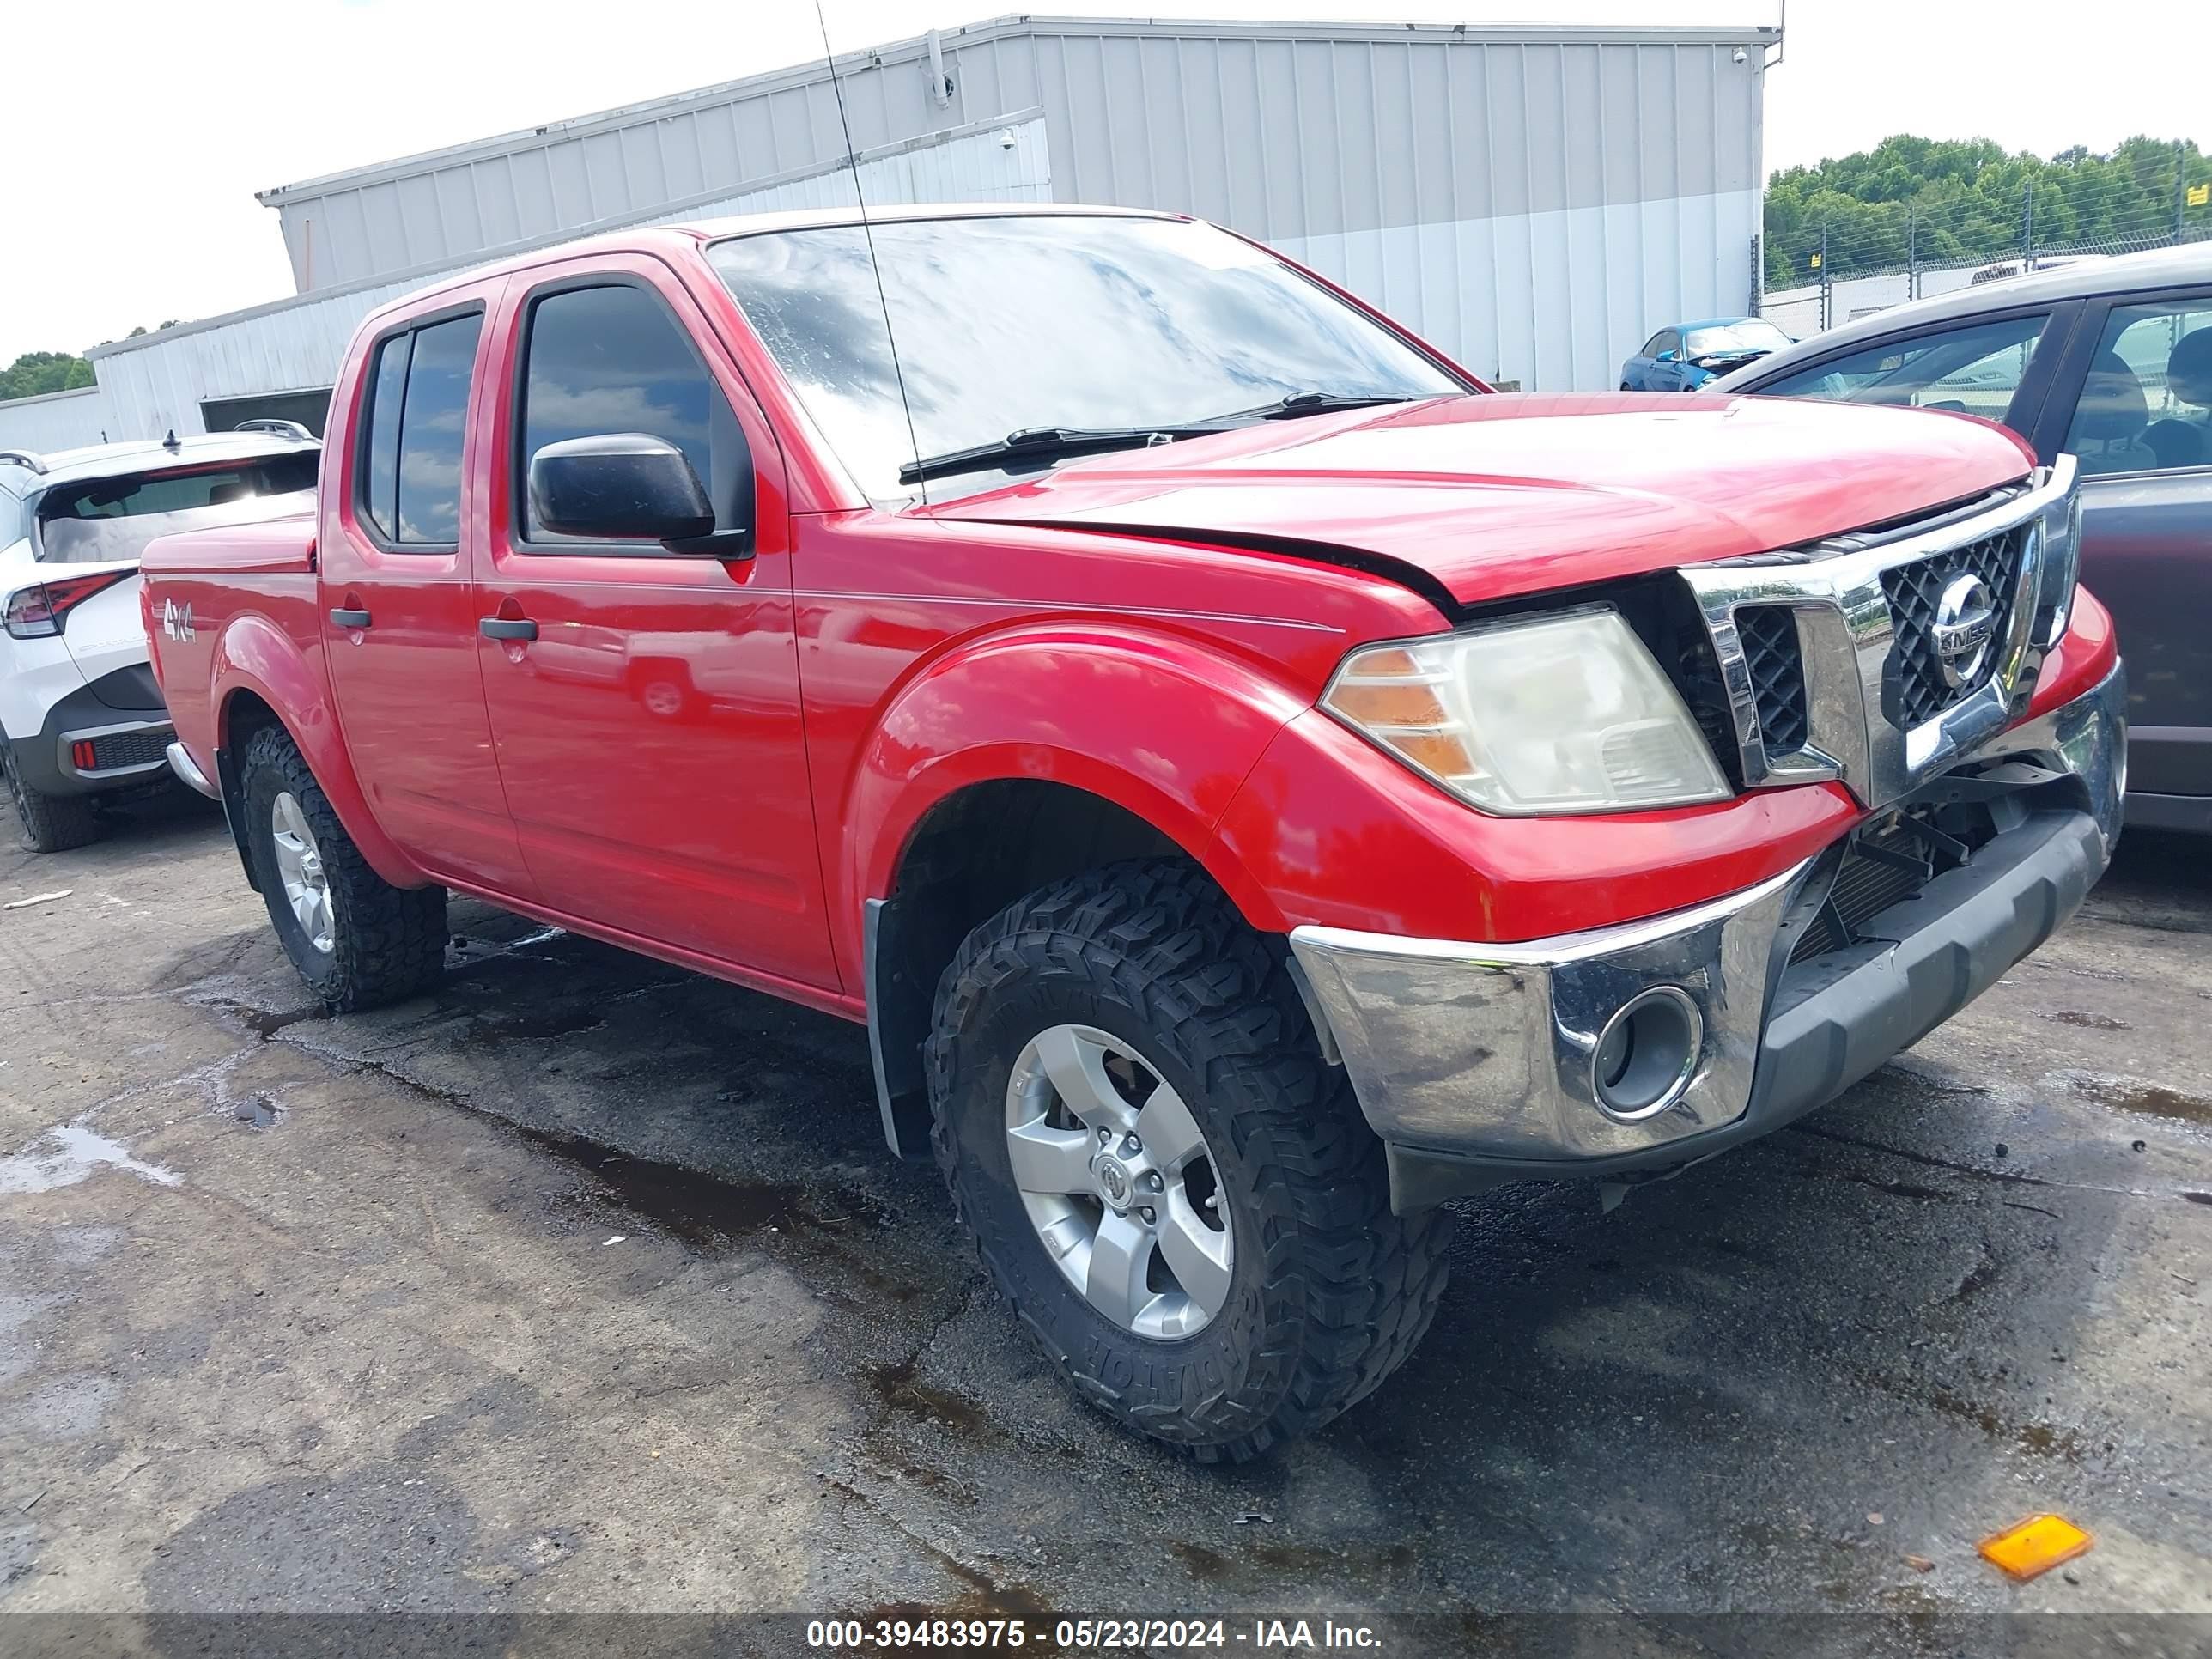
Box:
[270,791,334,954]
[1003,1023,1234,1340]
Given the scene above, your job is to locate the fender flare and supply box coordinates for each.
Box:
[840,623,1302,974]
[211,612,424,890]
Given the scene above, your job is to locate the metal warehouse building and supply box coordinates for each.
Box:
[0,12,1774,452]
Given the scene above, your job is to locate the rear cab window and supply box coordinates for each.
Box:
[355,309,484,548]
[33,453,320,564]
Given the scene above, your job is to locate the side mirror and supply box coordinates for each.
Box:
[1656,349,1680,363]
[528,433,714,545]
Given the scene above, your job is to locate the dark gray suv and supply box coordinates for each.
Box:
[1717,243,2212,834]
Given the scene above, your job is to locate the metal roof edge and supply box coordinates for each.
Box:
[255,14,1047,206]
[256,12,1773,205]
[98,111,1049,361]
[0,383,104,411]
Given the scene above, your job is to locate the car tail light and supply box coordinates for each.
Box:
[71,739,98,770]
[3,569,135,639]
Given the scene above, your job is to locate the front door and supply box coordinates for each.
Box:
[320,297,534,895]
[2039,288,2212,804]
[471,255,837,991]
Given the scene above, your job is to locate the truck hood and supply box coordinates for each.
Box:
[924,392,2035,609]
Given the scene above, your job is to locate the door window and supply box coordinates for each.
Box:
[2061,298,2212,477]
[514,283,745,546]
[395,316,482,544]
[1641,331,1674,357]
[356,311,483,548]
[1752,313,2051,425]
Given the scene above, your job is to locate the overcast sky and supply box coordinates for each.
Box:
[2,0,2206,365]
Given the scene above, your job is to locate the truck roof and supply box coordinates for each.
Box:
[361,202,1179,326]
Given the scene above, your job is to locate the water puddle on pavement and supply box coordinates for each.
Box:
[0,1122,184,1194]
[2063,1074,2212,1127]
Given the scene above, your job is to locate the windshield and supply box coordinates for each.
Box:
[35,452,319,564]
[708,215,1466,500]
[1684,320,1790,359]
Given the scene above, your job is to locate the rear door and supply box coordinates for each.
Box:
[2030,285,2212,806]
[471,253,836,990]
[319,296,535,895]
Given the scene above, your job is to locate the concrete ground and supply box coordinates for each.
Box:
[2,793,2208,1648]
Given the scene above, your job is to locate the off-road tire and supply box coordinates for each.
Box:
[3,745,100,854]
[240,725,446,1012]
[927,860,1454,1462]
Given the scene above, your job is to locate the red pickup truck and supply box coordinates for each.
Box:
[143,204,2123,1461]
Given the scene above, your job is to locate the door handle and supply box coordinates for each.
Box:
[479,617,538,641]
[329,607,372,629]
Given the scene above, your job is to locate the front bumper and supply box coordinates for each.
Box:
[1289,661,2125,1211]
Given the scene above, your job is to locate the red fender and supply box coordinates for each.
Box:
[839,623,1303,975]
[212,613,425,890]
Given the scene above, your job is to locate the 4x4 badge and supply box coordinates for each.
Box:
[161,598,194,643]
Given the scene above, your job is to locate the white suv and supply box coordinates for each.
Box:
[1,427,319,852]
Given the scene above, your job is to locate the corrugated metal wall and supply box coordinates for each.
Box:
[4,16,1771,454]
[0,386,116,453]
[72,118,1047,447]
[256,17,1767,392]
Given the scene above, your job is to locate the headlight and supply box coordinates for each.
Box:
[1322,608,1731,815]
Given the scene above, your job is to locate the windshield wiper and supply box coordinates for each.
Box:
[1204,392,1424,422]
[896,393,1425,486]
[899,422,1233,486]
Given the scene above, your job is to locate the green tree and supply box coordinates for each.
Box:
[0,350,94,402]
[1765,134,2212,289]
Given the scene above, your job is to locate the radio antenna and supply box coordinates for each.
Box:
[813,0,928,505]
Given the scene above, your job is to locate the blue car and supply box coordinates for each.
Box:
[1620,316,1793,392]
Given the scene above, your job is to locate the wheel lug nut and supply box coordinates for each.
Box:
[1147,1173,1164,1191]
[1097,1127,1112,1144]
[1139,1207,1157,1225]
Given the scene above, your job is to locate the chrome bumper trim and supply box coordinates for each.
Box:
[1290,660,2124,1169]
[1291,862,1803,1163]
[165,740,219,799]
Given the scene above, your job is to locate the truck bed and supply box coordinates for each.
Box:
[141,512,320,775]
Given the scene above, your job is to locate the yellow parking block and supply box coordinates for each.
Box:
[1977,1514,2094,1581]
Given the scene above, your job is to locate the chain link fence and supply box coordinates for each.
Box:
[1756,161,2212,338]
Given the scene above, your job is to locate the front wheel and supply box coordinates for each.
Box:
[239,725,446,1012]
[927,862,1453,1462]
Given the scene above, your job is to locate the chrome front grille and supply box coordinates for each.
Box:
[1878,523,2033,727]
[1735,605,1810,753]
[1674,458,2081,813]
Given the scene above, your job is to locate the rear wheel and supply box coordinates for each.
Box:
[927,860,1453,1462]
[240,725,446,1011]
[3,744,100,854]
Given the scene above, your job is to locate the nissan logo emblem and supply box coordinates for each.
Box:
[1930,574,1996,689]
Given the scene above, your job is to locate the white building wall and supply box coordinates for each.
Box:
[255,17,1772,394]
[0,386,117,453]
[4,15,1772,454]
[65,119,1047,447]
[1277,188,1761,392]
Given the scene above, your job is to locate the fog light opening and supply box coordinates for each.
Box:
[1591,987,1703,1121]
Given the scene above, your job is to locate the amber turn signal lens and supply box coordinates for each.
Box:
[1325,681,1450,726]
[1977,1513,2092,1581]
